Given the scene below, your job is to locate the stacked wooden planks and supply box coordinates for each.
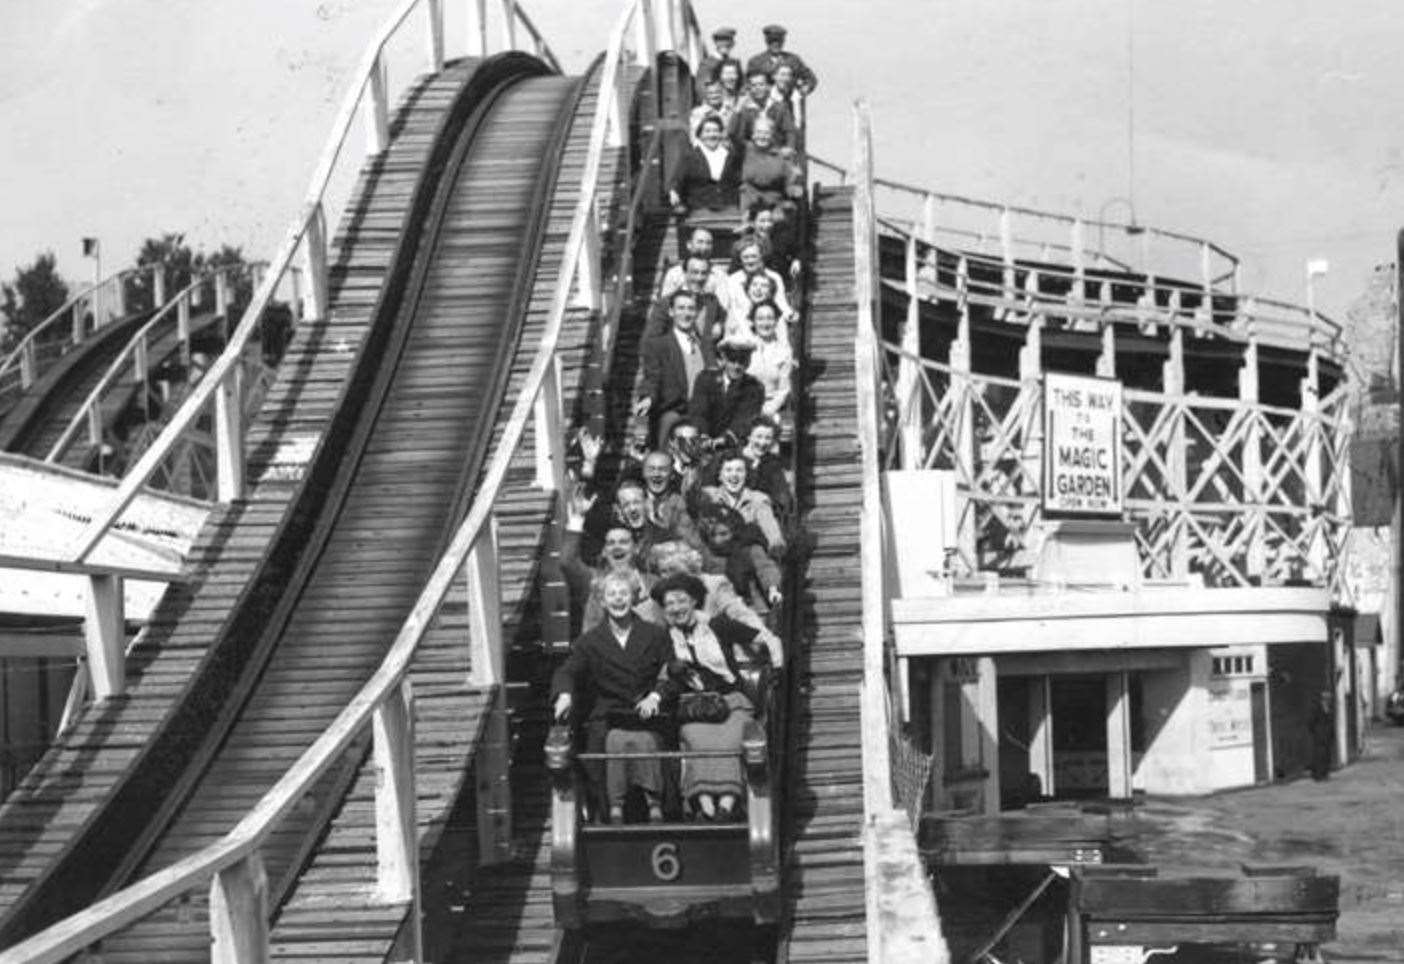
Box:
[266,63,620,964]
[86,67,580,960]
[0,60,489,947]
[780,185,869,964]
[0,309,151,457]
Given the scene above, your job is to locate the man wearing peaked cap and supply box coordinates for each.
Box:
[696,26,741,99]
[746,24,818,95]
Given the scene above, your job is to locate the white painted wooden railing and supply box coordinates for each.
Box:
[0,1,701,960]
[43,262,273,470]
[60,0,561,571]
[808,153,1243,294]
[0,265,158,403]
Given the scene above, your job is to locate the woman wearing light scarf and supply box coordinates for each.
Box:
[651,573,777,821]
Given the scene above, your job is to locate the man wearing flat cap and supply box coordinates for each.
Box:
[745,24,818,95]
[696,26,742,99]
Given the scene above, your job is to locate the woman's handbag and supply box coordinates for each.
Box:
[676,690,731,724]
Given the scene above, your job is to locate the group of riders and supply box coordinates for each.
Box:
[550,22,818,826]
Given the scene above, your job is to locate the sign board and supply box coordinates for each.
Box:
[1042,373,1123,516]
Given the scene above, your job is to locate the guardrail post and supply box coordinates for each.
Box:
[1200,241,1213,294]
[305,204,330,323]
[84,574,126,700]
[373,681,423,950]
[209,852,270,964]
[533,353,567,491]
[366,54,390,155]
[134,334,149,385]
[572,213,603,311]
[467,0,487,56]
[467,517,503,689]
[215,271,231,320]
[1071,218,1086,302]
[999,206,1015,294]
[216,364,247,502]
[466,517,514,865]
[178,291,192,363]
[638,0,659,62]
[499,0,517,50]
[426,0,445,71]
[897,234,922,470]
[86,404,103,448]
[20,340,36,389]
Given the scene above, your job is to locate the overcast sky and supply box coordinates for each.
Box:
[2,0,1401,326]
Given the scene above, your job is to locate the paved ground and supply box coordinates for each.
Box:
[1119,722,1404,962]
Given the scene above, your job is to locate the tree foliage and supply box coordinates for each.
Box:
[0,252,70,352]
[123,234,252,314]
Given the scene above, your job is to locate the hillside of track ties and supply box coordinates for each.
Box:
[265,63,622,964]
[0,60,490,945]
[88,68,581,961]
[12,309,227,470]
[0,309,150,459]
[782,185,867,964]
[432,104,652,964]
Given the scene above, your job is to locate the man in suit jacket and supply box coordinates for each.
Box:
[552,572,674,822]
[647,255,727,339]
[688,334,765,445]
[635,289,717,446]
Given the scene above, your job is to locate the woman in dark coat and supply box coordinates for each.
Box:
[668,116,742,215]
[653,572,777,821]
[552,571,673,823]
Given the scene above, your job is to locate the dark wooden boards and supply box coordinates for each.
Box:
[779,186,869,964]
[0,61,489,944]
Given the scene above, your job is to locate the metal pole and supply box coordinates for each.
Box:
[1394,231,1404,700]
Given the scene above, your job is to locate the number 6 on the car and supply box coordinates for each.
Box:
[650,842,681,882]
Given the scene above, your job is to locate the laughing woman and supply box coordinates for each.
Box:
[653,572,775,822]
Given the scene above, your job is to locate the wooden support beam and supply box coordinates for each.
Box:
[209,852,269,964]
[215,272,230,320]
[1028,675,1054,798]
[898,234,922,469]
[1239,330,1265,579]
[976,656,1000,814]
[1106,671,1132,799]
[83,574,125,700]
[177,292,191,363]
[153,270,167,308]
[1163,328,1189,577]
[1096,323,1116,379]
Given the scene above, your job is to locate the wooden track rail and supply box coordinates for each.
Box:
[79,63,575,962]
[0,58,499,948]
[778,185,870,963]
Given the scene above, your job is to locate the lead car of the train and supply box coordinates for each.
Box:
[544,654,782,927]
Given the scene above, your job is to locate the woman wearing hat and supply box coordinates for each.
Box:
[652,572,777,821]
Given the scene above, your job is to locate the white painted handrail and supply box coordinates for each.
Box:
[44,262,269,466]
[851,101,895,818]
[878,219,1345,364]
[0,1,700,959]
[64,0,559,564]
[0,266,156,397]
[809,151,1242,292]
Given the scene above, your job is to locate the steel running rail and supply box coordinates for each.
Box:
[0,1,700,961]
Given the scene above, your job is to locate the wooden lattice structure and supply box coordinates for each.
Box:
[874,224,1353,600]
